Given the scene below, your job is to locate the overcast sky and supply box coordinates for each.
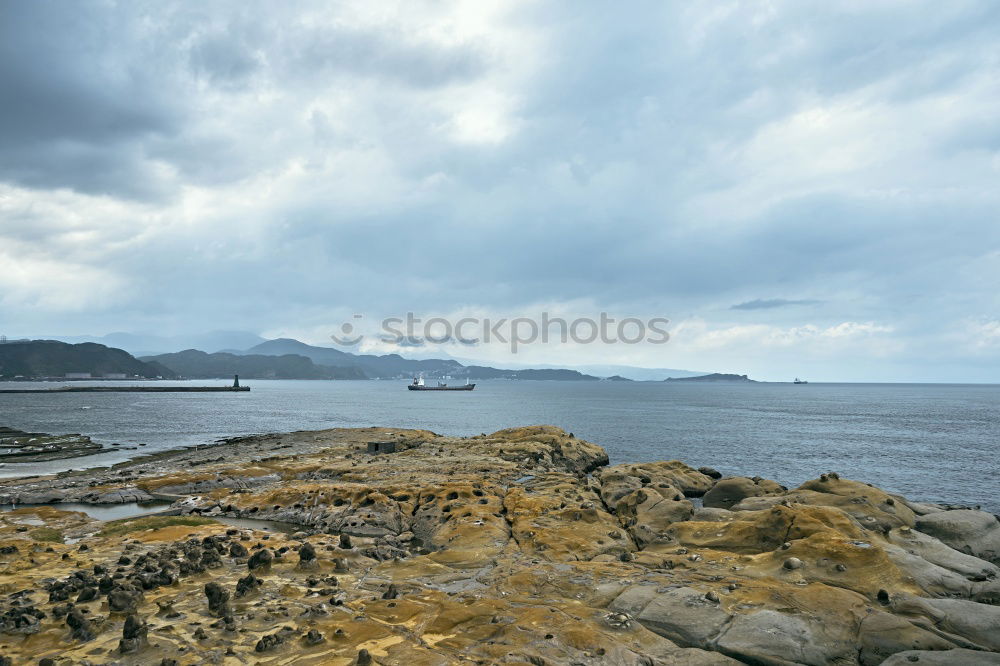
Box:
[2,1,999,381]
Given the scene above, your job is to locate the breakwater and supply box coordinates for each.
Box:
[0,385,250,393]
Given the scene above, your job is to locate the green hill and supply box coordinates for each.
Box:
[0,340,175,379]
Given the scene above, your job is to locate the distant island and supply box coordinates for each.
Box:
[664,373,757,382]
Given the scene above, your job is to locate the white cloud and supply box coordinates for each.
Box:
[671,319,897,354]
[0,252,130,312]
[962,320,1000,350]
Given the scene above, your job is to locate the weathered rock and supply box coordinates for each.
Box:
[691,507,737,522]
[703,476,782,509]
[609,585,729,648]
[147,473,282,496]
[915,598,1000,651]
[794,475,918,531]
[204,581,230,617]
[297,542,316,567]
[506,473,634,561]
[95,488,155,504]
[0,601,44,635]
[858,609,958,665]
[118,614,147,654]
[916,510,1000,565]
[247,548,273,571]
[716,609,850,665]
[65,608,94,642]
[0,425,995,665]
[255,626,297,652]
[596,461,715,500]
[235,573,262,597]
[887,526,1000,582]
[881,648,1000,664]
[107,584,143,613]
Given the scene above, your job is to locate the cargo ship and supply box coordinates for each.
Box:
[408,376,475,391]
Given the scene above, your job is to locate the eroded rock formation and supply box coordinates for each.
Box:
[0,425,995,664]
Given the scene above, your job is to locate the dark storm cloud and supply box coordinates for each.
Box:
[731,299,823,311]
[0,1,485,199]
[0,2,184,198]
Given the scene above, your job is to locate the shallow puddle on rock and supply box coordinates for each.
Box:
[0,500,171,521]
[8,516,45,526]
[210,516,302,534]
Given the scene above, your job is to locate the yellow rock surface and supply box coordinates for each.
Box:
[0,425,993,665]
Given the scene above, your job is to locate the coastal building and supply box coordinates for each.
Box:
[103,373,127,379]
[65,372,92,379]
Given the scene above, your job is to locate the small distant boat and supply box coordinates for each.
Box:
[793,378,809,384]
[407,376,475,391]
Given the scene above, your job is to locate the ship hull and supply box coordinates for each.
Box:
[407,384,475,391]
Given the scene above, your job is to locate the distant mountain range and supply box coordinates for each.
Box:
[239,338,464,379]
[30,331,268,357]
[4,334,716,382]
[221,339,601,380]
[139,349,366,380]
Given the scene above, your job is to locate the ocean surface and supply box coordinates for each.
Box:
[0,379,997,511]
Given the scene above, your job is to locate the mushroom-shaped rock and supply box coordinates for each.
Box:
[247,548,273,571]
[107,585,143,614]
[235,573,262,598]
[204,582,231,617]
[118,614,148,654]
[65,608,94,642]
[299,542,316,560]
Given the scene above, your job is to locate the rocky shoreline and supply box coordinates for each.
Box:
[0,427,107,464]
[0,425,997,664]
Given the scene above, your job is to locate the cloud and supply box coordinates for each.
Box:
[671,319,896,352]
[0,252,130,312]
[956,319,1000,351]
[731,298,823,311]
[0,1,999,379]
